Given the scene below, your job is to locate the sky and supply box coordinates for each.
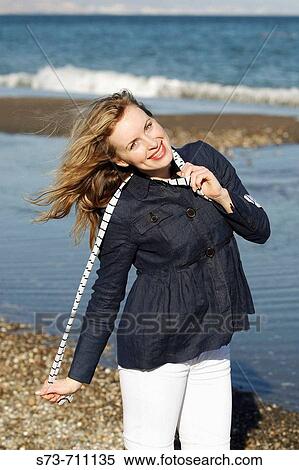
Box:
[0,0,298,15]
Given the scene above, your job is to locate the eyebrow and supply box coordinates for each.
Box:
[125,118,151,150]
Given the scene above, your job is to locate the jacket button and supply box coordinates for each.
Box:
[149,212,158,223]
[186,207,196,218]
[205,247,215,257]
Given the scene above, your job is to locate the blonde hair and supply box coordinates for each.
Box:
[24,89,153,249]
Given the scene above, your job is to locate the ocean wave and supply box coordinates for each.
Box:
[1,65,299,107]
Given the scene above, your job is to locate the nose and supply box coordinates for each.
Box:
[144,135,159,149]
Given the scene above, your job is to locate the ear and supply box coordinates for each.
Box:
[113,158,130,168]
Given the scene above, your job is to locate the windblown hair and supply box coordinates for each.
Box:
[25,89,153,249]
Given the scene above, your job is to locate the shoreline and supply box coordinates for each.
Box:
[0,319,298,450]
[1,96,299,153]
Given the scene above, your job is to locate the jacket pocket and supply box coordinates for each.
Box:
[133,204,174,235]
[131,204,175,257]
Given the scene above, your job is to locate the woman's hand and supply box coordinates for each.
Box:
[35,377,83,404]
[177,162,226,201]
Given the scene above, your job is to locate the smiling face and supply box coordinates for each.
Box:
[108,104,173,178]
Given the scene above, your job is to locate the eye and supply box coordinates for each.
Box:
[130,121,153,150]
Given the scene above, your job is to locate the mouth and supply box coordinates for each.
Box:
[147,141,167,161]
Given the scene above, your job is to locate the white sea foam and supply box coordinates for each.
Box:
[1,64,299,107]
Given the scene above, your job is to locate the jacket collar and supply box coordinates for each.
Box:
[125,145,183,201]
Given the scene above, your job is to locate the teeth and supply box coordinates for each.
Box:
[150,143,162,159]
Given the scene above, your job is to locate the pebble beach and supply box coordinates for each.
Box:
[1,319,298,451]
[1,96,299,154]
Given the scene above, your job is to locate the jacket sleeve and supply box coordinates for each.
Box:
[194,140,271,244]
[67,214,138,384]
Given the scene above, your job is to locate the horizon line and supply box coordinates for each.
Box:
[1,12,299,17]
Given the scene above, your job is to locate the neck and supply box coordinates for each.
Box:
[134,158,178,180]
[148,159,177,180]
[150,168,172,180]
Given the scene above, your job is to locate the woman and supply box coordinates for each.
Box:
[34,90,271,451]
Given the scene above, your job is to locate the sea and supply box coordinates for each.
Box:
[0,14,298,412]
[0,14,299,114]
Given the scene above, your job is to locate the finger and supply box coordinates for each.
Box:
[180,162,194,177]
[36,384,52,395]
[180,164,207,178]
[37,389,53,396]
[189,170,206,191]
[49,396,59,403]
[41,393,56,399]
[177,163,190,175]
[40,396,54,402]
[48,393,61,399]
[41,397,57,404]
[189,171,197,192]
[191,173,202,192]
[39,396,53,402]
[41,383,60,395]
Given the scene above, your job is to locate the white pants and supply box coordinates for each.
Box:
[117,344,232,451]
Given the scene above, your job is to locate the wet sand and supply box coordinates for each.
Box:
[0,319,298,450]
[1,96,299,153]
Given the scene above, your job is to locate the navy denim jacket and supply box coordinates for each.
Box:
[68,139,271,384]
